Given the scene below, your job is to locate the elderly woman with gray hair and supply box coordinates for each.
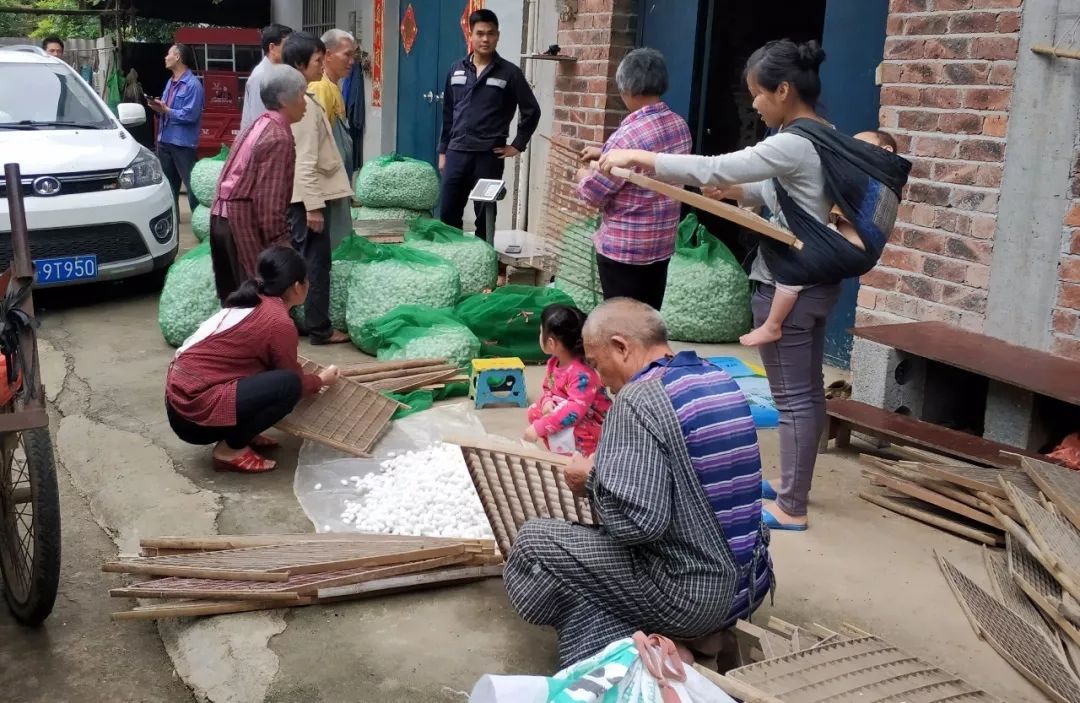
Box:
[576,48,692,310]
[210,64,309,303]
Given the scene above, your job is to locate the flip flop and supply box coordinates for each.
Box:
[762,508,808,531]
[761,479,777,501]
[213,447,276,474]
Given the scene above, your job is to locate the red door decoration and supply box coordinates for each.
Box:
[460,0,486,53]
[400,4,419,56]
[372,0,384,106]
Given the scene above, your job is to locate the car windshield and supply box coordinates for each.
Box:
[0,62,114,129]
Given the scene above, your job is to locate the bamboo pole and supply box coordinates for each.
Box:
[1032,44,1080,61]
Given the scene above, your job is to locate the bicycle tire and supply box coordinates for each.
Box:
[0,426,61,625]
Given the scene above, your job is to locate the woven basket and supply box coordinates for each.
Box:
[450,437,596,557]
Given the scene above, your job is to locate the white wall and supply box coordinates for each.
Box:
[270,0,302,31]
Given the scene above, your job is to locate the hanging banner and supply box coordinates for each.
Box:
[460,0,486,53]
[400,4,419,56]
[372,0,383,106]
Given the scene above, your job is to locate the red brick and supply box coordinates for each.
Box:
[880,245,923,272]
[1053,309,1079,337]
[967,213,998,239]
[934,208,960,232]
[857,287,879,309]
[963,87,1011,110]
[881,291,922,319]
[945,236,993,264]
[861,267,901,291]
[909,203,938,227]
[976,163,1003,188]
[922,256,969,283]
[1052,336,1080,361]
[934,0,973,9]
[972,0,1022,7]
[898,110,939,131]
[890,0,929,11]
[900,274,942,300]
[988,63,1015,85]
[928,38,974,60]
[939,113,984,134]
[973,36,1019,60]
[1058,283,1080,311]
[903,15,950,34]
[939,282,988,313]
[943,62,991,85]
[1062,255,1080,283]
[950,187,999,214]
[1070,229,1080,255]
[982,114,1008,137]
[965,263,991,288]
[881,86,922,107]
[910,158,933,180]
[900,227,950,254]
[997,11,1021,33]
[908,181,953,206]
[913,136,959,158]
[947,11,997,34]
[885,38,925,60]
[922,87,963,109]
[899,62,944,83]
[887,15,903,34]
[879,63,903,84]
[1065,204,1080,228]
[932,161,979,186]
[958,138,1006,162]
[913,299,963,324]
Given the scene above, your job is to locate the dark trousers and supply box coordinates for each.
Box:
[751,283,840,517]
[595,252,671,311]
[209,215,244,305]
[287,202,333,342]
[167,370,302,450]
[158,142,199,214]
[439,149,505,241]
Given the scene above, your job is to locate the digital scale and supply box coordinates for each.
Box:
[467,178,508,246]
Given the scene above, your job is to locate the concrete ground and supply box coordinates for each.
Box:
[0,210,1047,702]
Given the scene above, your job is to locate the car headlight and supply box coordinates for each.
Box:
[119,146,164,189]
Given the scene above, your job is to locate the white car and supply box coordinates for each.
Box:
[0,46,177,288]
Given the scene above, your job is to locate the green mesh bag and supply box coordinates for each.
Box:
[329,233,382,331]
[661,213,752,343]
[191,204,211,242]
[354,206,430,221]
[345,245,461,345]
[357,305,479,369]
[454,285,574,362]
[189,145,229,207]
[158,241,220,347]
[403,218,498,296]
[354,153,440,210]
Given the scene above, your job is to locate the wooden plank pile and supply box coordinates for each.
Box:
[855,445,1051,545]
[339,357,466,393]
[696,617,1001,702]
[105,533,502,621]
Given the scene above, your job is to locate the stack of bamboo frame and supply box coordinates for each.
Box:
[106,533,502,621]
[339,358,466,393]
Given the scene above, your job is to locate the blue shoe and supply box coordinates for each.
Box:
[760,479,777,501]
[762,508,808,531]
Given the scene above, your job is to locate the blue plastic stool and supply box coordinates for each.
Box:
[470,358,528,409]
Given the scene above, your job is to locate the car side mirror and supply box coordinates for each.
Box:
[117,102,146,127]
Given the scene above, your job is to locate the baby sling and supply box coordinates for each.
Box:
[758,118,912,287]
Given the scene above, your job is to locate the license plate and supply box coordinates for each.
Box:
[35,255,98,284]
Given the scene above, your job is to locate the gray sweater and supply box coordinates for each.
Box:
[654,131,830,285]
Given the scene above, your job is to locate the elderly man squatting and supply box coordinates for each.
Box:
[282,32,351,345]
[504,298,773,666]
[240,23,294,132]
[312,29,357,177]
[209,64,307,304]
[575,48,691,311]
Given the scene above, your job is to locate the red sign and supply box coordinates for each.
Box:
[400,4,418,55]
[373,0,384,106]
[203,72,239,112]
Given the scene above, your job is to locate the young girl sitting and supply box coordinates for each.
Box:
[524,305,611,456]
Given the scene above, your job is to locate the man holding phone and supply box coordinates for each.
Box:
[437,9,540,241]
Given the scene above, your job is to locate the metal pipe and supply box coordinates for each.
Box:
[4,164,34,281]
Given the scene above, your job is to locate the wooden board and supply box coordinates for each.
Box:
[939,553,1080,703]
[859,489,1003,545]
[105,541,466,580]
[1022,456,1080,534]
[276,357,400,457]
[111,553,470,600]
[866,470,1001,529]
[139,533,497,554]
[827,399,1038,469]
[912,462,1036,499]
[853,321,1080,406]
[725,633,999,702]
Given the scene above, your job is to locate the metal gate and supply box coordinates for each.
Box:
[303,0,337,36]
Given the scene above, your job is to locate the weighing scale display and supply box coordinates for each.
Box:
[469,179,506,202]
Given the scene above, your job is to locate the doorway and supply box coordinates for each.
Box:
[395,1,470,166]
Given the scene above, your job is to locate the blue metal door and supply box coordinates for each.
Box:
[637,0,703,124]
[819,0,889,368]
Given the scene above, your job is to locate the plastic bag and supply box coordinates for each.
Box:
[661,214,751,343]
[404,218,499,296]
[189,145,229,207]
[345,245,461,344]
[357,305,480,369]
[455,285,575,362]
[554,216,602,313]
[469,637,735,703]
[158,242,220,347]
[293,402,487,533]
[354,153,441,210]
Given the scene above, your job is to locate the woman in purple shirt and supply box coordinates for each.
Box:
[575,48,691,311]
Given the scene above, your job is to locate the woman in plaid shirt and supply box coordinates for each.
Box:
[575,48,692,311]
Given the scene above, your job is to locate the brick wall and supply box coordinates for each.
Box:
[553,0,638,149]
[857,0,1023,331]
[1055,138,1080,358]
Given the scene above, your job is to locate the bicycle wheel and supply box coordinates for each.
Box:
[0,426,60,625]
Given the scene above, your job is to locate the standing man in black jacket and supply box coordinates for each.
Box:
[438,9,541,241]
